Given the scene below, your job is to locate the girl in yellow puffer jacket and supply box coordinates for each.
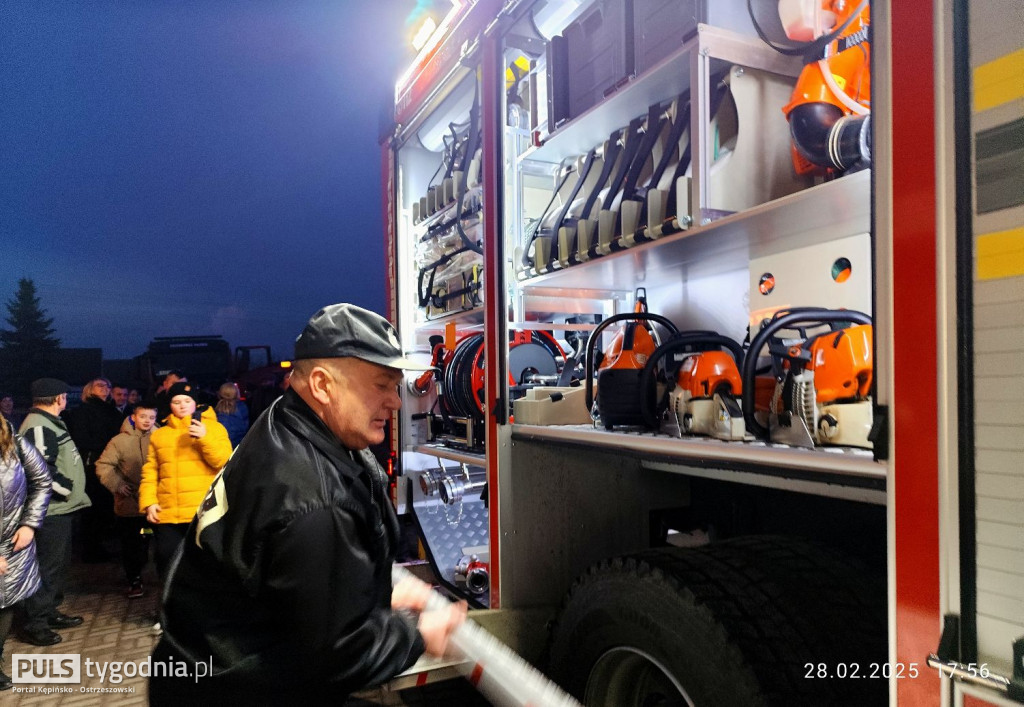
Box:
[139,382,232,581]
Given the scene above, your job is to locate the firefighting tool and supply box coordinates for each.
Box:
[408,335,445,398]
[454,554,490,595]
[750,0,872,174]
[415,81,484,315]
[423,330,564,448]
[391,565,581,707]
[741,308,874,448]
[584,294,679,430]
[558,128,623,267]
[522,151,598,274]
[640,332,747,439]
[419,462,486,506]
[418,460,487,530]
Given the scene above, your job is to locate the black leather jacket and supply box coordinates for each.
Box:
[64,396,122,466]
[152,389,424,703]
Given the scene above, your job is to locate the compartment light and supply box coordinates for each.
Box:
[412,17,438,51]
[395,0,467,100]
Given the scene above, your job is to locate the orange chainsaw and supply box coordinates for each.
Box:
[638,332,747,440]
[741,308,874,448]
[584,291,678,429]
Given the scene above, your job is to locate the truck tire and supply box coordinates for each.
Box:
[548,536,886,706]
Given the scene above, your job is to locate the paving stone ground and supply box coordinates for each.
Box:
[3,559,159,705]
[0,558,480,705]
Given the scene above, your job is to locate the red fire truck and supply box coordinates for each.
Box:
[381,1,1023,704]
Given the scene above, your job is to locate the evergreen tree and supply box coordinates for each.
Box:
[0,278,61,398]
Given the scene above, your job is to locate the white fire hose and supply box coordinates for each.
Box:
[392,565,581,707]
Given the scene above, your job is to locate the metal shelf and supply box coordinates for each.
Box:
[511,423,886,503]
[413,443,486,467]
[516,170,870,292]
[414,306,485,333]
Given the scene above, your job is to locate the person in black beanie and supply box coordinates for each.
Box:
[152,371,186,423]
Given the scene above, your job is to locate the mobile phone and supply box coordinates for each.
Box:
[192,408,203,424]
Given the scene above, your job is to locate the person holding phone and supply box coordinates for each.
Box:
[139,382,232,588]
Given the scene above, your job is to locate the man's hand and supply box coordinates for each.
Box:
[392,575,434,613]
[145,504,162,524]
[116,482,136,498]
[0,556,7,575]
[417,600,467,657]
[12,526,35,552]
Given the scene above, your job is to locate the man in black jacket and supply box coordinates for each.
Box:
[64,377,123,562]
[150,304,463,703]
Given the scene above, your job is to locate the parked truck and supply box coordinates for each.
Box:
[381,1,1023,704]
[132,335,288,402]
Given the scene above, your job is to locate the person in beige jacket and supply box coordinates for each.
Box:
[95,401,157,598]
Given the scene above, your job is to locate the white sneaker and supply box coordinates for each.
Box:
[152,621,162,635]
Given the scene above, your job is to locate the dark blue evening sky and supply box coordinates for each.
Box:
[1,1,411,360]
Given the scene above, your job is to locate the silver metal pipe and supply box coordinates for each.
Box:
[392,565,580,707]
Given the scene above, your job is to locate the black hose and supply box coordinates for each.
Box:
[789,106,871,171]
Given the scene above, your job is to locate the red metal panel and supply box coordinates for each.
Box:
[383,139,401,465]
[891,0,941,704]
[481,33,503,610]
[383,139,397,326]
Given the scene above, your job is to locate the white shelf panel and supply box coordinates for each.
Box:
[511,423,886,500]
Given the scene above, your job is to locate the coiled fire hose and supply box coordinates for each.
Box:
[392,565,581,707]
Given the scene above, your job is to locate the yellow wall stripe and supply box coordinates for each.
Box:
[977,227,1024,280]
[974,47,1024,113]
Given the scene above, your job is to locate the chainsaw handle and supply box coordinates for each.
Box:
[584,312,679,414]
[741,309,872,440]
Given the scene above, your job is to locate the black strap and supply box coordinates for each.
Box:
[635,96,690,227]
[460,81,481,174]
[601,117,645,211]
[522,160,574,268]
[663,80,728,219]
[551,148,597,238]
[619,104,668,204]
[417,245,472,308]
[579,129,624,221]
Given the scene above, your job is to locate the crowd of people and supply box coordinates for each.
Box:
[0,371,256,686]
[0,304,464,699]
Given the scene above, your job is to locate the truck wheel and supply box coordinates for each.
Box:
[548,536,885,706]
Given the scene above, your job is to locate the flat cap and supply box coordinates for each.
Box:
[294,303,430,370]
[30,378,68,398]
